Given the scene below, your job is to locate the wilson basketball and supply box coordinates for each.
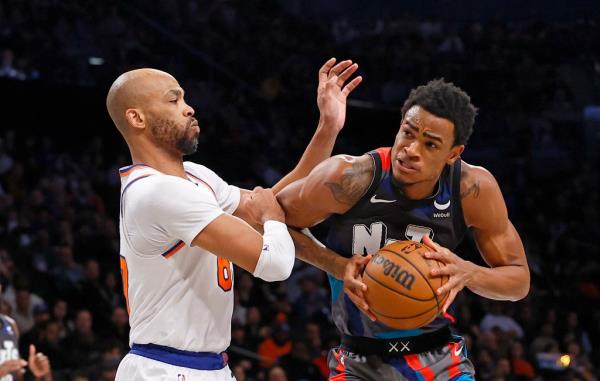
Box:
[362,240,449,329]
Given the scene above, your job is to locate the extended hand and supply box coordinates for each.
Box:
[248,187,285,224]
[423,236,476,313]
[317,58,363,132]
[28,344,51,378]
[0,359,27,377]
[343,254,376,321]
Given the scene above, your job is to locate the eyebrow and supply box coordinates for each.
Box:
[165,88,184,98]
[405,121,444,144]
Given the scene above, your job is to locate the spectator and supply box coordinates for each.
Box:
[509,341,535,380]
[480,303,524,339]
[62,310,98,369]
[278,340,325,381]
[268,366,288,381]
[258,323,292,368]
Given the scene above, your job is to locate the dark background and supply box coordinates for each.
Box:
[0,1,599,380]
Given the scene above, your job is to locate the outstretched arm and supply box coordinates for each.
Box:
[271,58,362,194]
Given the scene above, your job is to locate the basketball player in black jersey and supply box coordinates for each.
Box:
[277,79,530,380]
[0,281,52,381]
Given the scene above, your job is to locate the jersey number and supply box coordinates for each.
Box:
[217,257,233,292]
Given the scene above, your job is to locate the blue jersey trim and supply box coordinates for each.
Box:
[374,329,423,339]
[344,294,365,335]
[451,374,475,381]
[390,356,426,381]
[328,274,343,301]
[130,343,226,370]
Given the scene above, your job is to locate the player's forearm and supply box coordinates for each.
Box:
[288,228,347,280]
[272,121,338,194]
[466,263,530,301]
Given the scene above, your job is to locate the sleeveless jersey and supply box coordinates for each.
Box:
[323,147,467,339]
[0,315,19,381]
[119,161,240,353]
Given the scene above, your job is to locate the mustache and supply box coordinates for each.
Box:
[186,117,198,128]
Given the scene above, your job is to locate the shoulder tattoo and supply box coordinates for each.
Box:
[460,166,481,200]
[325,157,374,205]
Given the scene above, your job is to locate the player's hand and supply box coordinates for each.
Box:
[423,235,477,313]
[343,254,377,321]
[28,345,51,378]
[0,359,27,377]
[248,186,285,224]
[317,57,363,133]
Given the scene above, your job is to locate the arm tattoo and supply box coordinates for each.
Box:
[290,229,345,279]
[461,179,481,199]
[324,158,374,205]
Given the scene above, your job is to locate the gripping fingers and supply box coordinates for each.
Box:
[430,264,451,277]
[442,289,458,313]
[422,235,442,251]
[437,276,460,295]
[345,286,376,321]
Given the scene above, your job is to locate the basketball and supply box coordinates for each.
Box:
[362,240,449,329]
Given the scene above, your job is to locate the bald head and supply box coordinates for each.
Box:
[106,68,177,134]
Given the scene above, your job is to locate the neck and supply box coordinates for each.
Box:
[394,178,440,200]
[129,141,187,178]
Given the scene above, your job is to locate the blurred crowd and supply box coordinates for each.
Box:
[1,0,600,381]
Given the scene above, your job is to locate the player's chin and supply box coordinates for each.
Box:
[392,167,419,184]
[178,137,199,155]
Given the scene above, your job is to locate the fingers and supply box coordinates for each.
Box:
[329,60,353,78]
[423,250,452,264]
[429,264,452,277]
[337,63,359,85]
[436,276,461,296]
[345,274,367,292]
[442,289,458,313]
[319,57,336,82]
[422,235,441,251]
[2,359,28,372]
[344,284,376,321]
[341,76,363,97]
[29,344,35,360]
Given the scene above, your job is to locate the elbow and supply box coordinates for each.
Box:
[258,255,295,282]
[253,225,296,282]
[510,269,531,301]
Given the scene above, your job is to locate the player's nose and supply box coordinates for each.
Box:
[404,142,421,159]
[183,104,195,117]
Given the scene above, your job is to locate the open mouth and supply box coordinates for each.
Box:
[395,158,419,173]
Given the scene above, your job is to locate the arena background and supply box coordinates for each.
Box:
[0,1,599,380]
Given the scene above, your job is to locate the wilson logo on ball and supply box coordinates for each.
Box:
[372,255,416,290]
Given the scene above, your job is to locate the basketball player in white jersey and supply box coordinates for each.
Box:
[106,59,362,380]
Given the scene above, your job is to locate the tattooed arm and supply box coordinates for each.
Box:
[276,154,374,274]
[423,161,529,311]
[458,162,530,300]
[277,154,374,227]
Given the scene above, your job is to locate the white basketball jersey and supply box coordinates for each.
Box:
[118,162,240,353]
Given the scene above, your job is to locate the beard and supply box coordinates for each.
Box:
[148,117,198,155]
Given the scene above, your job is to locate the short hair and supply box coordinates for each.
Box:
[401,79,477,146]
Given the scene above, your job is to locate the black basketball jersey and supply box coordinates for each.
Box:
[0,314,20,381]
[322,147,467,338]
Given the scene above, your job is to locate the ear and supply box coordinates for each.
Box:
[125,108,145,131]
[446,144,464,165]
